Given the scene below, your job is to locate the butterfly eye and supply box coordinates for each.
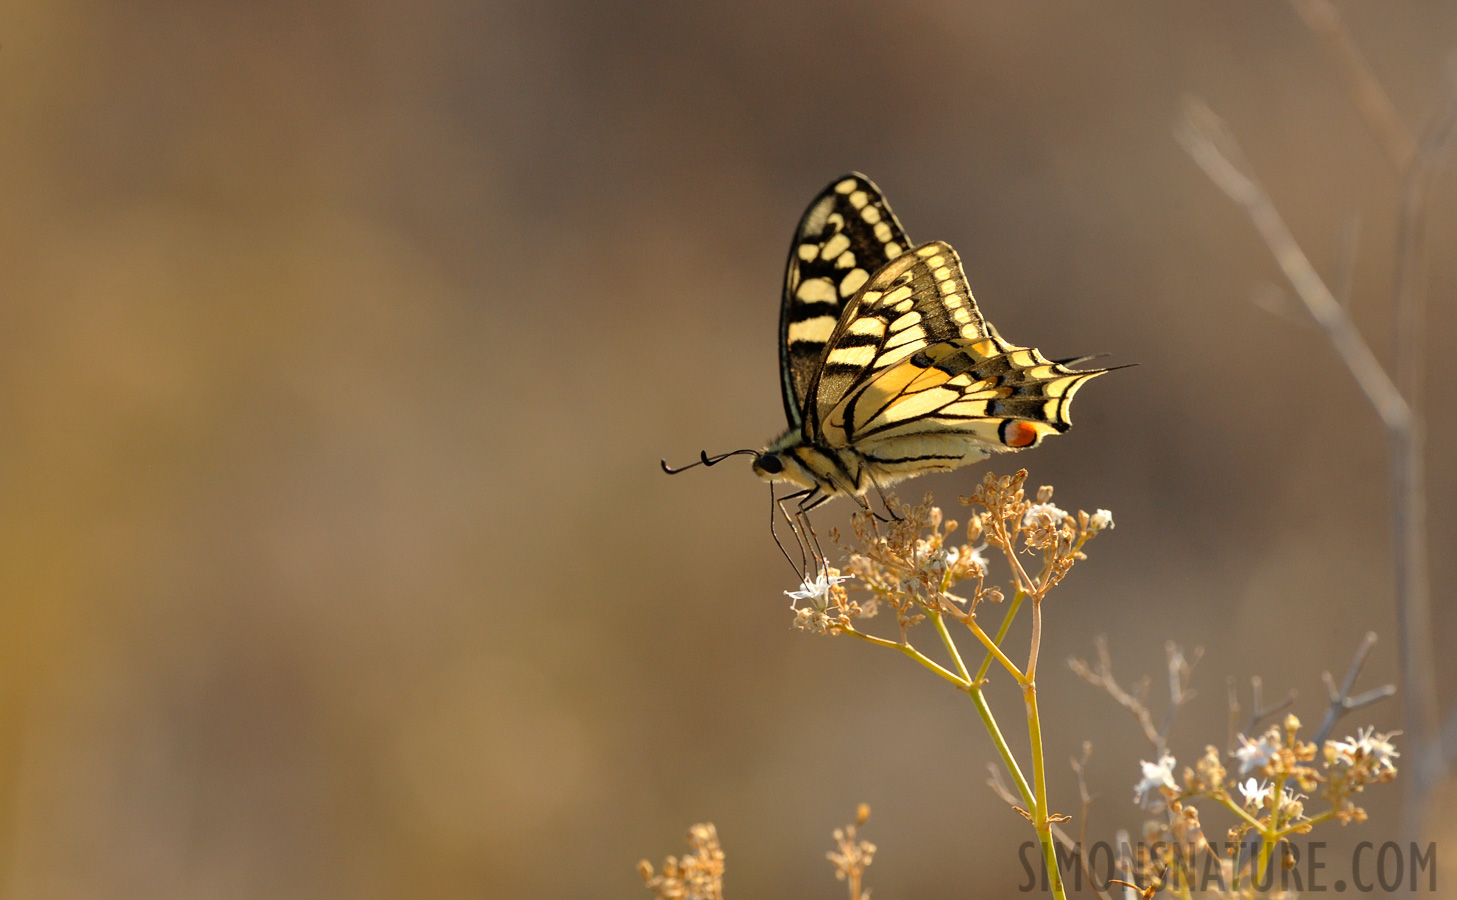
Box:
[756,454,784,475]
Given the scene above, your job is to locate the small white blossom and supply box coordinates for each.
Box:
[1233,730,1279,775]
[1327,727,1401,773]
[1089,509,1115,532]
[1238,777,1272,808]
[785,572,851,608]
[1022,502,1068,527]
[965,543,988,574]
[1133,753,1177,808]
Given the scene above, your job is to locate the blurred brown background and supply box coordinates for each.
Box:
[0,1,1454,897]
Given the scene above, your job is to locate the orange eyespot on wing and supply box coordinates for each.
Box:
[1001,420,1041,448]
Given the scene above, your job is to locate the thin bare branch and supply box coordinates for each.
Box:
[1442,701,1457,768]
[1288,0,1417,171]
[1333,215,1361,310]
[1251,282,1316,328]
[1243,674,1297,736]
[1176,95,1411,431]
[987,765,1113,900]
[1113,830,1138,900]
[1071,743,1094,867]
[1158,642,1202,744]
[1389,66,1457,838]
[1069,637,1161,749]
[1226,676,1240,756]
[1313,632,1398,746]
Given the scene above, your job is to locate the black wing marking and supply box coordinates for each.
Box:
[804,240,1105,452]
[804,241,996,438]
[779,173,910,431]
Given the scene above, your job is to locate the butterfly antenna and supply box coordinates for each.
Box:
[660,448,759,474]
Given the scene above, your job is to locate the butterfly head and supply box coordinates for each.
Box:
[750,451,784,480]
[749,429,820,489]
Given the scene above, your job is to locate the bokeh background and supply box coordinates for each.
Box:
[1,1,1454,897]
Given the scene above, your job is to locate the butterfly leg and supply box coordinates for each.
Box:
[771,485,816,579]
[794,490,833,580]
[872,479,904,522]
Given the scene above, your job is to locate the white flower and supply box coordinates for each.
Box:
[965,543,988,574]
[1233,730,1279,775]
[785,572,851,608]
[1328,727,1401,772]
[1133,753,1177,808]
[1238,777,1272,808]
[1089,509,1115,532]
[1022,502,1068,527]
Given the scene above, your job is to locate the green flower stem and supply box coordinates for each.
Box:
[1212,794,1266,833]
[931,610,972,683]
[1023,677,1065,899]
[964,616,1026,683]
[1274,809,1332,838]
[934,607,1060,900]
[842,628,966,688]
[1257,835,1276,887]
[910,615,1062,899]
[966,685,1065,899]
[966,687,1033,806]
[974,590,1025,685]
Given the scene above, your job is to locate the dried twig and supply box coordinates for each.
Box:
[1159,642,1201,743]
[1332,215,1361,310]
[1069,637,1161,750]
[1390,72,1457,835]
[1226,677,1241,756]
[1284,3,1457,837]
[1070,743,1096,889]
[1243,674,1297,737]
[987,765,1112,900]
[1113,829,1137,900]
[1287,0,1417,171]
[1071,639,1200,753]
[1175,96,1410,431]
[1178,58,1457,832]
[1313,631,1397,746]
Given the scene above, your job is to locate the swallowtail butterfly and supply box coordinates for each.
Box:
[665,174,1107,562]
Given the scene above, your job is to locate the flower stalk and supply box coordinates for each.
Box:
[789,470,1113,900]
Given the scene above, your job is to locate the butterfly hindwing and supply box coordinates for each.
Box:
[808,241,1101,473]
[780,173,910,430]
[807,241,993,434]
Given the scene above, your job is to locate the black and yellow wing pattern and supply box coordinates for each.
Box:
[800,240,1101,488]
[664,172,1117,511]
[779,174,909,430]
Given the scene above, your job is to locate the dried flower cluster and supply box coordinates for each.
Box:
[789,471,1112,653]
[826,804,876,900]
[1125,713,1399,896]
[637,824,725,900]
[779,470,1113,900]
[639,809,875,900]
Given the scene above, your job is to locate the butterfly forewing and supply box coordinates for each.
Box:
[780,174,910,430]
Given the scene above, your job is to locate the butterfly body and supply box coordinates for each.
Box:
[755,174,1105,508]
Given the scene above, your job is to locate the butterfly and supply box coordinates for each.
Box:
[665,174,1107,568]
